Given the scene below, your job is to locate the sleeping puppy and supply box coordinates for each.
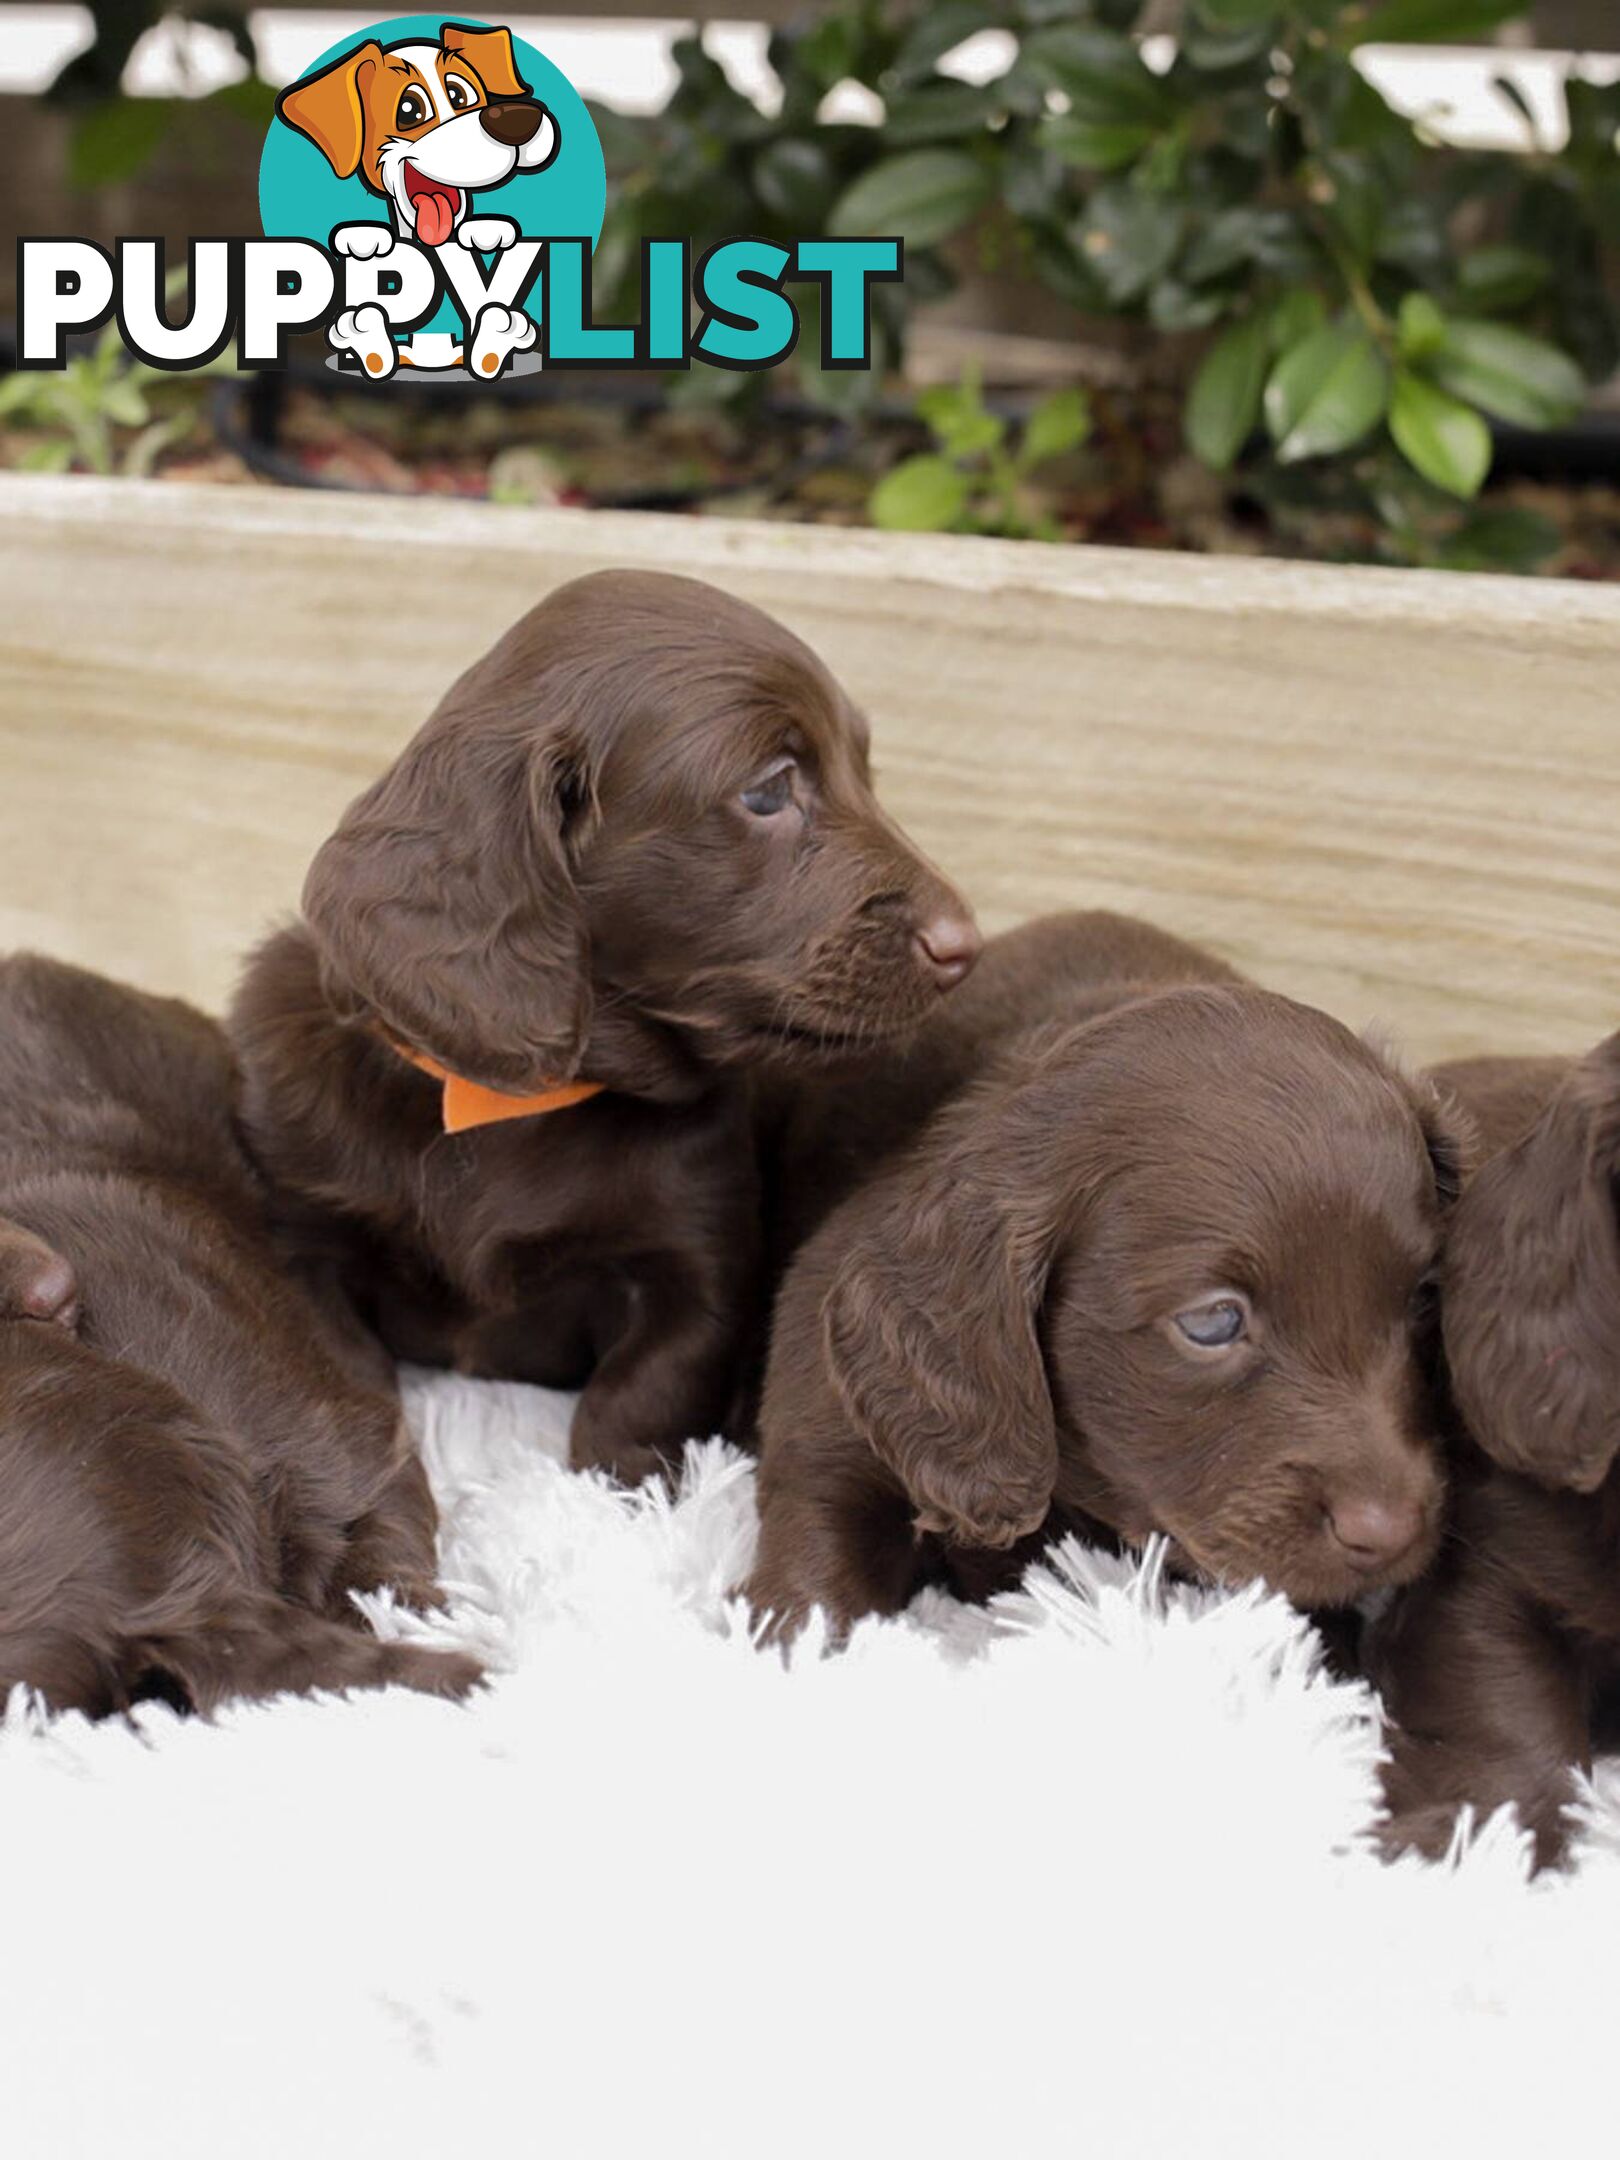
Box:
[749,935,1462,1640]
[232,569,979,1486]
[1373,1033,1620,1869]
[0,955,476,1717]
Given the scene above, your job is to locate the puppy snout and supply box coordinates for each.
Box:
[1325,1495,1426,1572]
[0,1232,79,1329]
[481,100,544,146]
[911,910,982,991]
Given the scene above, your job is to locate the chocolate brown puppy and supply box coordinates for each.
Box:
[750,928,1461,1640]
[0,954,475,1717]
[232,569,979,1485]
[1374,1034,1620,1869]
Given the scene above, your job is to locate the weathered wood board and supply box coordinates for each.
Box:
[0,473,1614,1060]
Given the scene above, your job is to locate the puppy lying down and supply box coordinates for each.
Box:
[1372,1032,1620,1869]
[750,914,1462,1639]
[0,957,478,1718]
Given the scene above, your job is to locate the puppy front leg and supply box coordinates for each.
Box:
[567,1250,748,1487]
[748,1459,924,1646]
[1371,1556,1588,1873]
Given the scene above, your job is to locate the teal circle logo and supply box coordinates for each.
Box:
[259,16,605,354]
[260,16,604,248]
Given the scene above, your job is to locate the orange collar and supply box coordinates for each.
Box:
[388,1040,605,1135]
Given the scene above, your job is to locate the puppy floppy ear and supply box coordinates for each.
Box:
[820,1047,1079,1550]
[1445,1030,1620,1494]
[441,21,530,99]
[275,40,383,180]
[303,728,592,1089]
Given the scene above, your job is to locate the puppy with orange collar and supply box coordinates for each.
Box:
[276,20,558,379]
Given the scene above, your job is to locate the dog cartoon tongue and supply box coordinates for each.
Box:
[405,166,461,247]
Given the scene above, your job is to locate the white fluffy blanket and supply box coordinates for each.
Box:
[3,1370,1617,2159]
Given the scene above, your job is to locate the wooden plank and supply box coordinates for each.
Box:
[0,473,1615,1061]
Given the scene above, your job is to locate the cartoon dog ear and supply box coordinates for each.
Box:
[819,1044,1084,1551]
[303,725,593,1091]
[275,39,385,180]
[441,21,531,99]
[1444,1029,1620,1494]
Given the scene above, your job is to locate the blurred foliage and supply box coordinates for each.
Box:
[595,0,1619,564]
[0,287,232,476]
[870,365,1091,531]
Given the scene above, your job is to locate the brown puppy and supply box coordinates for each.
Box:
[232,569,979,1485]
[1374,1033,1620,1869]
[749,919,1461,1639]
[0,954,475,1717]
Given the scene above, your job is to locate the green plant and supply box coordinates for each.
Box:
[0,315,221,477]
[871,370,1091,532]
[599,0,1618,566]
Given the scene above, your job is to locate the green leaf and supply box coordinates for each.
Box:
[1191,0,1280,23]
[0,374,42,419]
[1182,208,1311,286]
[99,376,152,428]
[1348,0,1525,43]
[917,380,1005,459]
[1430,321,1586,431]
[870,454,971,532]
[1264,324,1389,463]
[751,139,834,224]
[1453,246,1547,315]
[888,0,997,87]
[1564,78,1620,168]
[1018,26,1172,125]
[1435,506,1560,575]
[884,83,999,147]
[1020,386,1091,467]
[1148,279,1226,332]
[1396,292,1446,361]
[828,150,992,248]
[1035,114,1153,170]
[19,439,76,473]
[1389,371,1492,498]
[1267,287,1326,353]
[1074,183,1185,305]
[68,97,172,191]
[1180,14,1278,68]
[792,15,858,95]
[1185,311,1270,470]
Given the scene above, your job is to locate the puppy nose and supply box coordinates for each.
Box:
[1,1237,78,1328]
[481,100,544,146]
[912,911,982,990]
[1326,1496,1424,1571]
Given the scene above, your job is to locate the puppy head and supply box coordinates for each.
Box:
[822,988,1458,1608]
[303,569,979,1091]
[276,24,557,241]
[1442,1030,1620,1494]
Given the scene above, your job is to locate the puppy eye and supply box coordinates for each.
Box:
[1174,1297,1248,1351]
[444,74,476,111]
[397,87,431,128]
[741,759,797,818]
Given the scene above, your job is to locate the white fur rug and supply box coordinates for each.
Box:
[4,1371,1618,2159]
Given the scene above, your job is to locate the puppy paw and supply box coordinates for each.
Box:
[332,223,396,261]
[569,1433,682,1492]
[909,1465,1054,1552]
[468,302,537,380]
[330,304,397,380]
[458,216,520,252]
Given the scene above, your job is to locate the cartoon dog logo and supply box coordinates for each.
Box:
[276,20,558,379]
